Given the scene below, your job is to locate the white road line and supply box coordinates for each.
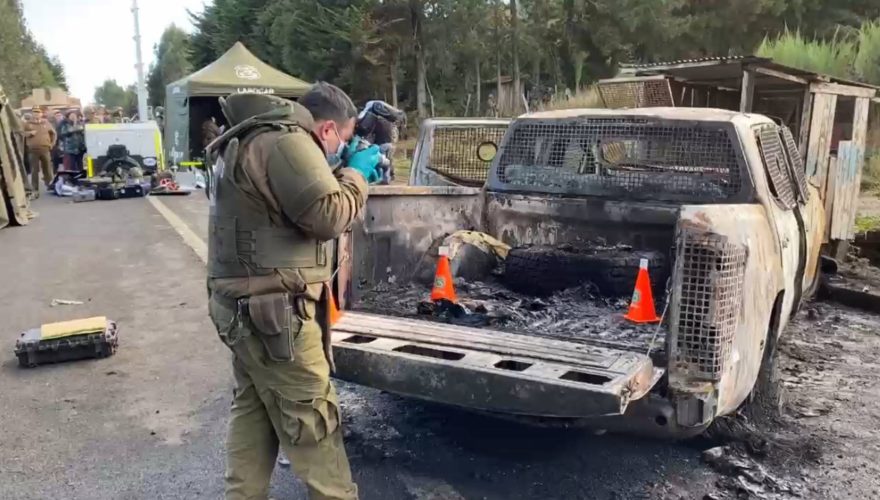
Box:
[148,196,208,264]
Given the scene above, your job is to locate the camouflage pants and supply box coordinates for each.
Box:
[211,296,357,500]
[27,149,52,193]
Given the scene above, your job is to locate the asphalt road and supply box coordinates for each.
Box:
[0,194,718,499]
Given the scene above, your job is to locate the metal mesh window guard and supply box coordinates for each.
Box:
[597,79,675,108]
[495,118,744,201]
[757,127,797,209]
[428,126,508,186]
[779,126,809,203]
[673,231,747,380]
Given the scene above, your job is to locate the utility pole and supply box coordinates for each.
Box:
[132,0,148,122]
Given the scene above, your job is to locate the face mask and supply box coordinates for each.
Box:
[324,124,345,167]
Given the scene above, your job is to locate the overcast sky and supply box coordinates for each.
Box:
[22,0,207,104]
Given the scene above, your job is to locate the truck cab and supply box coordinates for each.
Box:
[331,108,825,437]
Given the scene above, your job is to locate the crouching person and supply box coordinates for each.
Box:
[206,83,383,500]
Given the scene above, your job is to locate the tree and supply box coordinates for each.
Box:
[45,55,67,91]
[409,0,428,118]
[0,0,67,104]
[510,0,521,111]
[185,0,880,121]
[94,79,136,111]
[147,24,193,107]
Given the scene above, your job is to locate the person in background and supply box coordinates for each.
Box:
[111,107,125,123]
[95,105,108,124]
[51,110,65,171]
[84,106,97,124]
[59,110,86,172]
[202,116,221,149]
[23,106,57,197]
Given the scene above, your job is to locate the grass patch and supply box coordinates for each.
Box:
[861,155,880,194]
[390,137,416,183]
[854,215,880,233]
[538,86,603,111]
[392,156,411,181]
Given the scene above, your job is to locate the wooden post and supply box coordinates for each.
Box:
[846,97,872,240]
[739,68,756,112]
[798,88,812,156]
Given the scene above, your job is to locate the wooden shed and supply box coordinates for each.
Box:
[597,56,878,251]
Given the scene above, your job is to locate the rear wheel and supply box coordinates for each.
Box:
[745,293,786,424]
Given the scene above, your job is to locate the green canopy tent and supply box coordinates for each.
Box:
[164,42,311,167]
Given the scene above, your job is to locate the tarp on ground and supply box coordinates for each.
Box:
[164,42,312,166]
[0,85,33,229]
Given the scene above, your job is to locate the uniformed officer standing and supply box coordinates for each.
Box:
[206,83,383,500]
[23,106,57,197]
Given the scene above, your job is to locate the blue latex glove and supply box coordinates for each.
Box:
[345,140,382,184]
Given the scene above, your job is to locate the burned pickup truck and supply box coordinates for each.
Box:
[330,108,825,437]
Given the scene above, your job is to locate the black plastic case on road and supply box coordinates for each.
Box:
[14,320,119,368]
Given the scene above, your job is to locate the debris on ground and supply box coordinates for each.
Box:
[413,230,510,284]
[356,278,665,351]
[820,243,880,312]
[701,445,804,499]
[50,298,84,306]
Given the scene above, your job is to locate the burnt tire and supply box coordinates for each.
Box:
[503,246,669,297]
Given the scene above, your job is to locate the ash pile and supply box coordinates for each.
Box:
[354,231,670,352]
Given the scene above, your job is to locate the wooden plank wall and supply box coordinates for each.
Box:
[806,93,838,187]
[822,96,870,241]
[830,143,857,240]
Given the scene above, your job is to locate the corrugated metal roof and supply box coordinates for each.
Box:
[619,55,762,69]
[618,55,879,90]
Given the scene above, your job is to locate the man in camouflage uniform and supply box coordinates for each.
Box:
[23,106,57,196]
[111,106,125,123]
[206,83,383,500]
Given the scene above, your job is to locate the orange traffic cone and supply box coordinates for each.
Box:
[430,253,457,302]
[329,292,343,326]
[624,258,661,323]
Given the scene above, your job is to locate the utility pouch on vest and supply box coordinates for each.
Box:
[209,294,250,347]
[248,292,301,362]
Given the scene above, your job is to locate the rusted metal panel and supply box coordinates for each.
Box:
[831,142,862,240]
[596,77,675,108]
[349,187,481,302]
[409,118,510,187]
[489,116,751,203]
[756,126,798,209]
[780,127,810,203]
[669,230,747,381]
[332,312,659,418]
[336,312,640,369]
[671,204,782,417]
[802,183,827,291]
[483,192,679,253]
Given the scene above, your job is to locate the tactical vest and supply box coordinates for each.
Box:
[207,120,332,287]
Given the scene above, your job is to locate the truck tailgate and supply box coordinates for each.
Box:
[332,312,663,418]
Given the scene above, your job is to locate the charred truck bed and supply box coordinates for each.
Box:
[346,189,677,355]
